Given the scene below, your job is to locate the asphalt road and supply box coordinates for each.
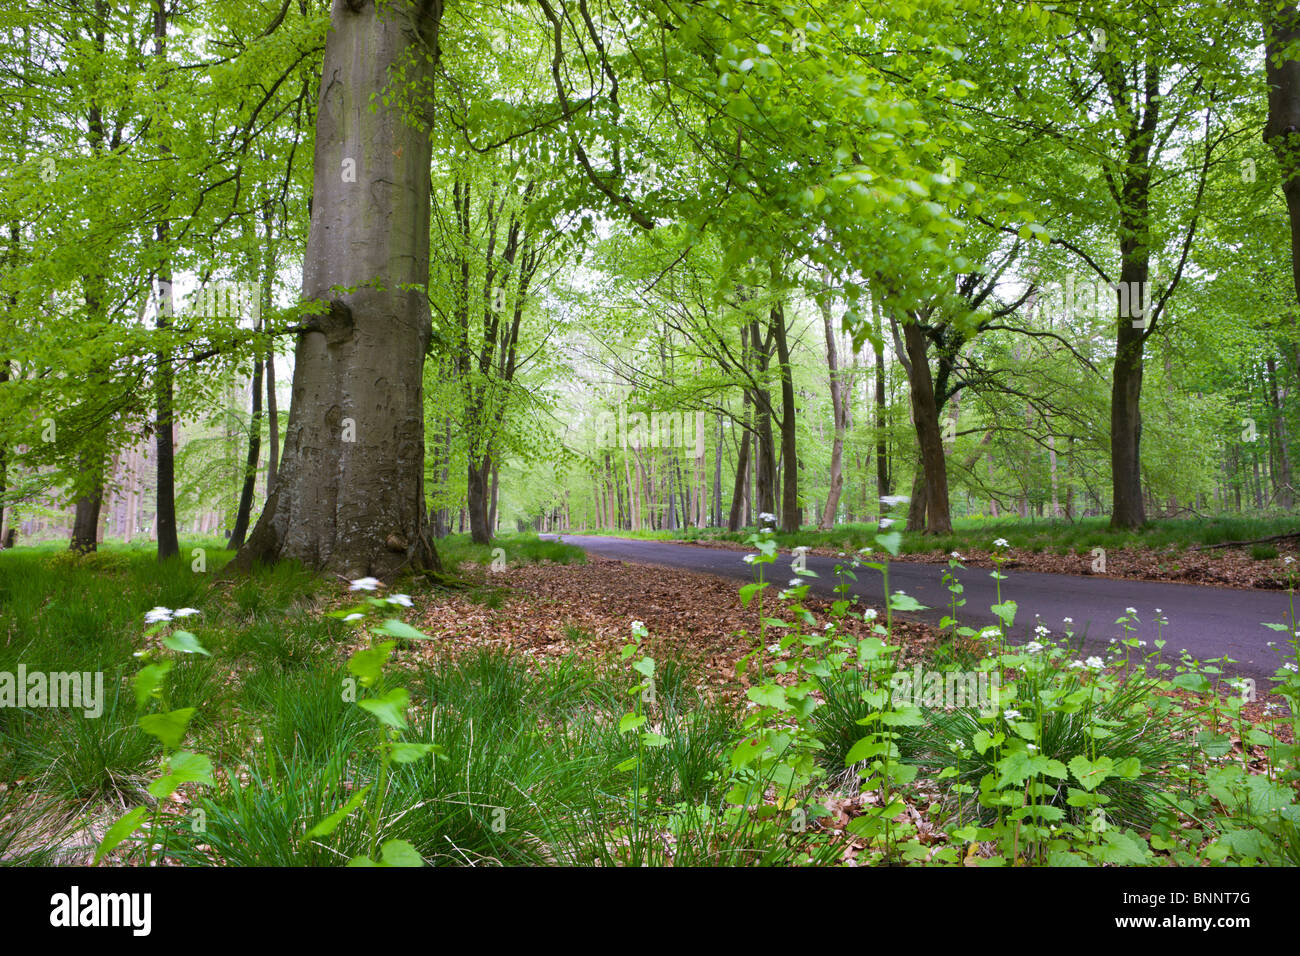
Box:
[544,534,1297,686]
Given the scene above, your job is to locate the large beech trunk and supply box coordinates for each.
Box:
[238,0,442,579]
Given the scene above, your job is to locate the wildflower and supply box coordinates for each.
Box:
[1125,607,1136,615]
[1003,709,1021,720]
[1085,656,1104,669]
[631,620,645,630]
[788,578,802,587]
[879,518,895,528]
[145,607,172,624]
[950,551,962,560]
[1027,743,1037,753]
[1286,556,1295,565]
[759,512,777,524]
[1284,662,1299,673]
[1024,641,1045,654]
[350,577,381,591]
[343,613,364,622]
[173,607,201,618]
[880,494,910,507]
[743,554,756,564]
[863,608,878,621]
[387,594,414,608]
[1033,623,1049,638]
[993,538,1009,548]
[1062,617,1073,624]
[823,622,834,630]
[1154,608,1162,614]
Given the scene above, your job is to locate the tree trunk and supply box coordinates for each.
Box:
[902,319,952,533]
[727,399,752,532]
[237,0,443,578]
[819,299,846,530]
[771,299,799,533]
[1109,256,1148,529]
[153,0,179,561]
[228,352,264,549]
[70,454,104,553]
[1265,2,1300,314]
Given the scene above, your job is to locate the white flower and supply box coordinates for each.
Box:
[1034,624,1049,637]
[1286,556,1295,565]
[1062,617,1073,624]
[788,578,803,587]
[343,613,364,622]
[1027,743,1037,752]
[759,512,777,524]
[145,607,173,624]
[350,577,381,591]
[863,608,878,621]
[1154,608,1162,614]
[950,551,962,559]
[1085,656,1104,669]
[878,518,895,528]
[631,620,645,630]
[1024,641,1045,654]
[993,538,1009,548]
[1284,662,1299,673]
[823,622,834,630]
[387,593,414,608]
[1125,607,1137,615]
[743,554,756,564]
[173,607,201,618]
[1003,709,1021,720]
[880,495,910,507]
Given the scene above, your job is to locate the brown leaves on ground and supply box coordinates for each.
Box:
[409,556,940,698]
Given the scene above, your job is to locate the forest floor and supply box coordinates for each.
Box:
[0,536,1295,867]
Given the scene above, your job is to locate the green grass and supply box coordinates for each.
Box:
[433,531,587,576]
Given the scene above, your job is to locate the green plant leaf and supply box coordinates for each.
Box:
[93,806,149,865]
[358,688,410,731]
[138,707,196,749]
[163,630,210,656]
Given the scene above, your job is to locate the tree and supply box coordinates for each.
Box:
[238,0,444,578]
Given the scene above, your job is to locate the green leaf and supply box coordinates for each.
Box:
[389,742,443,764]
[358,688,410,731]
[138,707,196,749]
[133,661,173,710]
[375,619,430,641]
[347,641,396,688]
[162,630,210,656]
[147,750,214,799]
[379,839,423,867]
[1068,754,1114,791]
[618,713,647,733]
[303,785,373,841]
[94,807,149,865]
[888,592,927,612]
[746,684,789,710]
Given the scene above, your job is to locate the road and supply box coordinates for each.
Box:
[544,534,1296,686]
